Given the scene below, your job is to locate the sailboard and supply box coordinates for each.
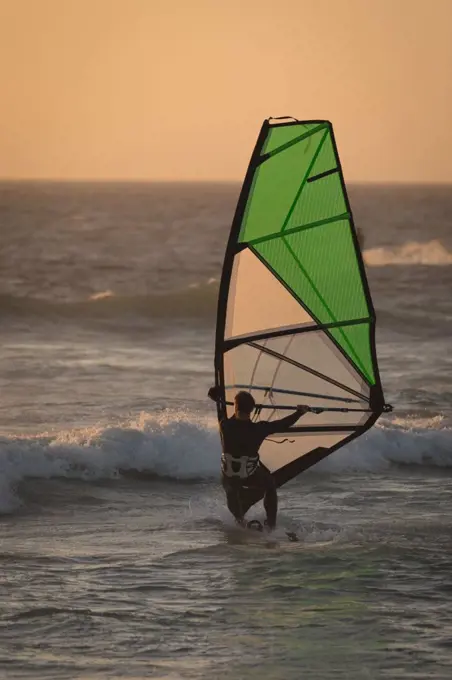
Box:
[214,117,391,514]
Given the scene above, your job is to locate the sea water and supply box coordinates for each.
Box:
[1,181,451,679]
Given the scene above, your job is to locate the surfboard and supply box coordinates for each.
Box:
[214,117,391,516]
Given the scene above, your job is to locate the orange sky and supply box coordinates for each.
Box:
[1,0,451,181]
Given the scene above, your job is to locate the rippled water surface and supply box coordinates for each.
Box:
[0,182,451,679]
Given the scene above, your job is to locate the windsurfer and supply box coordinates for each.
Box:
[208,387,309,529]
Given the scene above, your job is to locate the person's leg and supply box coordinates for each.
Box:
[263,480,277,530]
[247,466,277,529]
[222,476,245,525]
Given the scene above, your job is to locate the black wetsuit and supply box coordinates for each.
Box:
[219,411,303,526]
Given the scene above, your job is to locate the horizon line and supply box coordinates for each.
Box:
[1,177,451,186]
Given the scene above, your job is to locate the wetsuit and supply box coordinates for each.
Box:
[219,411,303,527]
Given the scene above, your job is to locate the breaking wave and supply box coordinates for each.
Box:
[1,411,451,514]
[364,240,452,266]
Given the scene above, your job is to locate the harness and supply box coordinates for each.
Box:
[221,453,259,479]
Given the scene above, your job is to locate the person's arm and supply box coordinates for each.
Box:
[260,405,310,435]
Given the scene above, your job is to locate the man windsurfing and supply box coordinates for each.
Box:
[208,387,309,530]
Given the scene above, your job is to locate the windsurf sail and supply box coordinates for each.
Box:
[214,117,391,511]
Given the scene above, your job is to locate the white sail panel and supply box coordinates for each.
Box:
[260,331,369,397]
[224,333,370,400]
[224,339,370,431]
[225,248,315,340]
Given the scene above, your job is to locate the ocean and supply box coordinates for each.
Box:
[1,180,451,679]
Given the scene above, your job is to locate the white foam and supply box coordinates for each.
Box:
[364,240,452,266]
[89,290,115,300]
[315,417,452,473]
[0,411,451,513]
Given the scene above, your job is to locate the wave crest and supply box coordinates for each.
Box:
[364,240,452,266]
[1,412,451,513]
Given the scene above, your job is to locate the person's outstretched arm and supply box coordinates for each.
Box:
[261,405,310,435]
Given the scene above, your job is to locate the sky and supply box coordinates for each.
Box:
[0,0,451,182]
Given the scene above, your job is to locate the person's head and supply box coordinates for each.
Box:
[234,391,255,419]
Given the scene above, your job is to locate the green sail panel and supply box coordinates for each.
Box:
[238,127,327,244]
[329,322,374,384]
[305,131,337,179]
[283,172,347,232]
[237,122,376,384]
[262,122,325,155]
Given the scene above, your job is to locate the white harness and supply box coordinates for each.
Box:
[221,453,259,479]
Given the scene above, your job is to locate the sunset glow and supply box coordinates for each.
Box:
[1,0,451,181]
